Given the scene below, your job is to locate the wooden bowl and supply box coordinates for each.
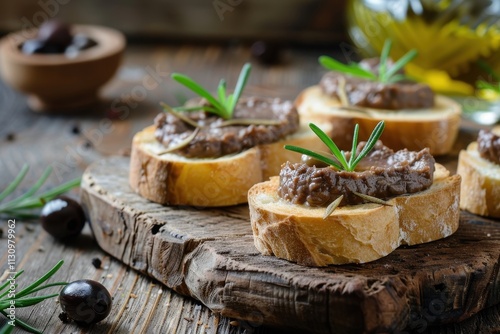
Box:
[0,25,125,112]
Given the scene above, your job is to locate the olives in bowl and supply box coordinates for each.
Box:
[0,23,125,112]
[20,20,97,56]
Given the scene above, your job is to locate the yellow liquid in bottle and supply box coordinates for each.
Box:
[346,0,500,92]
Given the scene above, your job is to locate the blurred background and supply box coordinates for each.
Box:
[0,0,349,45]
[1,0,500,118]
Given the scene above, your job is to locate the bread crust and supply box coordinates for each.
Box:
[458,142,500,218]
[129,124,325,207]
[248,164,461,266]
[295,85,461,156]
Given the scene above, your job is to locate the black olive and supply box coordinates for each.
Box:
[40,196,86,239]
[37,20,72,47]
[59,279,112,325]
[250,41,282,65]
[20,38,63,54]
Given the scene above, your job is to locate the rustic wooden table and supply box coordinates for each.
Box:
[0,42,499,334]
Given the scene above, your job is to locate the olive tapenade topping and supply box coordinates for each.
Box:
[477,129,500,165]
[320,70,434,110]
[154,63,299,158]
[282,121,435,212]
[279,142,435,207]
[319,39,434,110]
[155,97,299,158]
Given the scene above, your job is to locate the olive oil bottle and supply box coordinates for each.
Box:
[346,0,500,92]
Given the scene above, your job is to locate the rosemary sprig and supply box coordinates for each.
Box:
[319,39,417,84]
[0,260,67,334]
[285,121,385,172]
[0,165,81,219]
[477,60,500,93]
[171,63,251,120]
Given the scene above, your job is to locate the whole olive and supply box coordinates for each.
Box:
[20,38,62,54]
[37,20,72,47]
[59,279,112,325]
[250,41,283,65]
[40,196,86,239]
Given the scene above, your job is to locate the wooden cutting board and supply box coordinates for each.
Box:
[80,156,500,334]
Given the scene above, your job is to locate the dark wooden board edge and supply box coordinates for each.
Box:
[80,156,500,334]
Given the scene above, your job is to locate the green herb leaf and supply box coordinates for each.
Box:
[478,60,500,82]
[171,73,226,113]
[0,167,80,218]
[227,63,251,115]
[309,123,349,170]
[285,121,385,172]
[351,121,385,167]
[0,260,66,334]
[283,145,344,170]
[378,39,392,83]
[319,39,417,85]
[171,63,252,120]
[381,49,418,83]
[319,56,376,80]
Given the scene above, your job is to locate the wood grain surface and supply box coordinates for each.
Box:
[81,156,500,333]
[0,43,499,334]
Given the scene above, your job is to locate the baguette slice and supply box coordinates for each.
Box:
[296,85,461,156]
[129,124,327,207]
[248,164,460,266]
[457,141,500,218]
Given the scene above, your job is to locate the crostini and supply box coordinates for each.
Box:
[129,63,326,207]
[458,127,500,218]
[248,121,461,266]
[296,40,461,156]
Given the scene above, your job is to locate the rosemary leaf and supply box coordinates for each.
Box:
[478,60,500,82]
[348,124,360,167]
[157,127,200,155]
[171,73,226,114]
[0,310,41,334]
[0,165,29,202]
[319,56,376,80]
[227,63,252,116]
[285,121,385,172]
[7,294,59,308]
[15,260,64,299]
[382,49,418,83]
[309,123,349,170]
[323,195,344,219]
[0,178,81,214]
[378,39,392,83]
[352,121,385,167]
[284,145,344,170]
[353,191,392,206]
[161,102,200,128]
[217,79,227,105]
[0,167,52,212]
[0,321,14,334]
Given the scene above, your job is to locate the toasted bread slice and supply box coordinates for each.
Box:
[248,164,461,266]
[457,141,500,218]
[295,85,461,156]
[129,124,326,207]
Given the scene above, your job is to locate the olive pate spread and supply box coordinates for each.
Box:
[154,97,299,158]
[320,58,434,110]
[477,129,500,165]
[278,142,435,207]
